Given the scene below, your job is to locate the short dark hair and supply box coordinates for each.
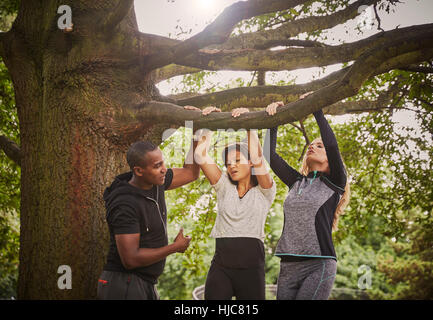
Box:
[126,141,158,171]
[221,143,258,187]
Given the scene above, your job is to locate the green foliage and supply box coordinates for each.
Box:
[0,58,20,299]
[0,0,18,31]
[330,66,432,299]
[0,0,19,16]
[333,216,399,299]
[375,209,433,299]
[0,210,19,299]
[169,71,219,95]
[155,76,432,299]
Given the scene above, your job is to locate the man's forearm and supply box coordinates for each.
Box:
[123,243,177,270]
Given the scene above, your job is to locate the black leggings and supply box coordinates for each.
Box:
[204,260,265,300]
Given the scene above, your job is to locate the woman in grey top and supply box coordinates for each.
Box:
[190,106,276,300]
[264,98,350,300]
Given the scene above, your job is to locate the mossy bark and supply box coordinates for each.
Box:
[3,1,164,299]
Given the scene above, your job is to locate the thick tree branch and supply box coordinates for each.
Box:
[171,49,433,110]
[139,0,375,80]
[0,136,21,166]
[253,39,330,50]
[150,39,329,83]
[398,65,433,74]
[130,28,433,132]
[141,0,378,55]
[0,32,6,60]
[172,24,433,72]
[211,0,380,50]
[141,0,308,71]
[324,81,403,115]
[0,31,13,60]
[151,64,202,83]
[101,0,135,31]
[172,66,349,109]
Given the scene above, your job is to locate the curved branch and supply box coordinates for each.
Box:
[173,24,433,72]
[0,136,21,166]
[138,0,376,79]
[150,40,332,83]
[131,30,433,132]
[173,66,349,109]
[101,0,135,31]
[171,47,433,110]
[141,0,308,71]
[324,81,403,115]
[215,0,380,50]
[152,64,202,83]
[150,39,329,83]
[253,39,330,49]
[398,65,433,74]
[140,0,378,55]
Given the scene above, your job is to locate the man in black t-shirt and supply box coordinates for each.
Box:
[97,139,199,300]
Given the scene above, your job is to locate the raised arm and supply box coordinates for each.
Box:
[313,109,346,188]
[247,129,273,189]
[263,126,302,188]
[194,129,222,186]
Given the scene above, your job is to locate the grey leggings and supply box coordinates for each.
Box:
[277,258,337,300]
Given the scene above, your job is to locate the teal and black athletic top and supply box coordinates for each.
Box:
[264,110,346,262]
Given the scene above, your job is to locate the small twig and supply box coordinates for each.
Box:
[299,120,310,146]
[374,3,385,32]
[418,98,433,109]
[288,119,310,162]
[289,122,302,131]
[248,71,257,87]
[299,143,309,162]
[297,120,310,161]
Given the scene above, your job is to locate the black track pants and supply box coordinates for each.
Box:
[97,270,159,300]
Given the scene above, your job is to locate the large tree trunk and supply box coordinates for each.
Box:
[17,88,126,299]
[3,1,166,299]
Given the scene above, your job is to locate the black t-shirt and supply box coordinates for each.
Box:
[103,169,173,284]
